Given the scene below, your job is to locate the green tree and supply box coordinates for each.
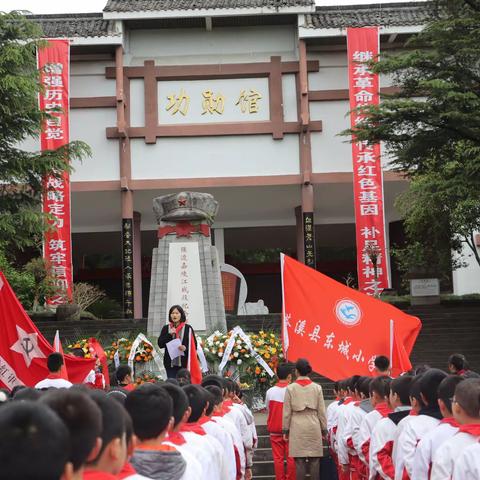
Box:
[0,12,90,258]
[345,0,480,273]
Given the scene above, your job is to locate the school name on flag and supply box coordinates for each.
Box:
[347,27,389,296]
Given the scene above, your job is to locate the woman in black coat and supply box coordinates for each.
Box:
[158,305,197,379]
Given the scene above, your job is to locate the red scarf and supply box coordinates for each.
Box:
[198,416,210,426]
[167,431,186,445]
[83,470,117,480]
[181,422,206,436]
[458,424,480,436]
[296,378,313,387]
[46,373,63,380]
[118,462,136,479]
[277,380,289,388]
[441,417,459,428]
[375,402,392,418]
[343,397,354,405]
[171,321,186,338]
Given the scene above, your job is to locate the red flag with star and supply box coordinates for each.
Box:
[281,255,421,380]
[0,272,95,390]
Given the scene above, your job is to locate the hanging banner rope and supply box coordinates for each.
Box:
[218,326,275,377]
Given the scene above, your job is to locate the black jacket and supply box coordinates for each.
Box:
[158,323,197,369]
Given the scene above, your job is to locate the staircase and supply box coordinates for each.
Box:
[253,424,276,480]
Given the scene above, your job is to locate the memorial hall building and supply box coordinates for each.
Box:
[28,0,480,317]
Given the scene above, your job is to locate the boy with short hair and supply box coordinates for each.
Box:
[374,356,391,377]
[412,375,464,479]
[40,388,103,480]
[265,363,295,480]
[176,368,191,386]
[125,384,186,480]
[0,401,72,480]
[35,352,72,389]
[369,375,413,480]
[431,378,480,479]
[395,369,446,479]
[356,376,392,476]
[85,391,128,479]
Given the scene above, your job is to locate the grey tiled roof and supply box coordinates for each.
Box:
[303,2,438,29]
[28,13,121,38]
[103,0,314,13]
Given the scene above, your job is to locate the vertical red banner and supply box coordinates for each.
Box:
[38,39,73,305]
[347,28,390,295]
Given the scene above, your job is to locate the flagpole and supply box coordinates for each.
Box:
[280,253,289,359]
[389,319,394,371]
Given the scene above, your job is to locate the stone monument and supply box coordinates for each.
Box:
[148,192,226,336]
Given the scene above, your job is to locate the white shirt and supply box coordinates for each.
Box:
[394,414,440,480]
[453,442,480,480]
[413,419,459,480]
[431,432,479,480]
[369,417,397,480]
[34,377,72,389]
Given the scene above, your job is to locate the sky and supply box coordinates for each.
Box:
[0,0,421,14]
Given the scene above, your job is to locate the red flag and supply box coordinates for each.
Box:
[188,330,202,385]
[53,330,69,381]
[0,272,95,390]
[281,255,421,380]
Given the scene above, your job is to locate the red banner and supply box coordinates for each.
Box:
[0,272,95,390]
[347,27,389,295]
[38,39,73,304]
[281,255,421,380]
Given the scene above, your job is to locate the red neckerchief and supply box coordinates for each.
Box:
[118,462,136,479]
[167,431,186,445]
[46,373,63,380]
[375,402,392,418]
[171,321,186,338]
[296,378,313,387]
[277,380,289,388]
[457,369,466,376]
[224,399,233,408]
[83,469,117,479]
[198,416,210,426]
[137,443,176,452]
[354,401,361,406]
[458,424,480,436]
[441,417,459,428]
[343,397,354,405]
[409,409,418,416]
[181,422,206,436]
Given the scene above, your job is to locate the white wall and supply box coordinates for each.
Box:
[453,237,480,295]
[131,135,300,179]
[70,108,119,182]
[125,25,298,65]
[70,61,115,98]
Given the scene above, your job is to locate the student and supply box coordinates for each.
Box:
[452,441,480,479]
[35,352,72,389]
[448,354,480,379]
[125,384,186,480]
[265,363,295,480]
[395,369,446,479]
[181,384,228,480]
[374,356,391,377]
[160,383,204,480]
[204,381,247,479]
[0,401,72,480]
[176,368,191,386]
[356,376,392,476]
[431,379,480,479]
[202,387,238,480]
[412,375,464,479]
[392,374,423,479]
[337,375,362,478]
[118,408,152,480]
[330,379,349,477]
[116,365,136,391]
[40,388,103,480]
[369,375,413,480]
[85,391,128,479]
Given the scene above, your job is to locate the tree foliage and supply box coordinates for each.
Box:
[344,0,480,273]
[0,12,90,258]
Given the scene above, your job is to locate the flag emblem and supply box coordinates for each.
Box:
[335,299,362,327]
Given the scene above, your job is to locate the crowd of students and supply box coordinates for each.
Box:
[0,360,257,480]
[328,354,480,480]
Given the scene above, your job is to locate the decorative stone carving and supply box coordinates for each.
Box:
[148,192,226,336]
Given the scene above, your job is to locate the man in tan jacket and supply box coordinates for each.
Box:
[283,358,327,480]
